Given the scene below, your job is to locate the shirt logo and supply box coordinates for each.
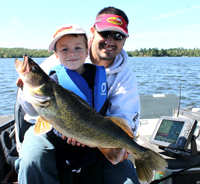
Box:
[107,17,123,25]
[132,112,139,122]
[101,82,106,95]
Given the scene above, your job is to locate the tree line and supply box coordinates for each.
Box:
[127,47,200,57]
[0,48,53,58]
[0,47,200,58]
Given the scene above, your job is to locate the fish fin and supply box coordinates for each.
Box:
[99,148,125,165]
[130,147,168,183]
[106,116,134,138]
[128,154,135,167]
[34,116,52,136]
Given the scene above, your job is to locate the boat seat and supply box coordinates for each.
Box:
[139,94,178,119]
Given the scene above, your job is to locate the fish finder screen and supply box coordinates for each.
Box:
[154,120,184,144]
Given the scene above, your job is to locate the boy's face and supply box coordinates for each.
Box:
[55,34,88,74]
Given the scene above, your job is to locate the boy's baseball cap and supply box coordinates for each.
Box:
[48,23,87,51]
[93,14,129,37]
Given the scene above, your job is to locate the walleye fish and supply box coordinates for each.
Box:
[15,56,167,182]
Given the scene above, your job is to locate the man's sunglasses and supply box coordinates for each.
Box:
[97,31,126,41]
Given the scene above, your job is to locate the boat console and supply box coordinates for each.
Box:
[150,116,197,154]
[148,116,200,184]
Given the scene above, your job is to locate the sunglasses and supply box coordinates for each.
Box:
[97,31,126,41]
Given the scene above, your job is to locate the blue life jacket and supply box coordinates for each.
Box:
[49,63,107,113]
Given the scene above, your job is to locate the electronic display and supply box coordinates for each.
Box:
[150,116,197,151]
[154,119,184,144]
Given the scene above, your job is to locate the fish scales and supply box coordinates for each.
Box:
[44,82,132,147]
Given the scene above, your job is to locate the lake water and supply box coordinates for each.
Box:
[0,57,199,116]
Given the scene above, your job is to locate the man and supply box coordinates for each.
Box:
[15,6,141,184]
[87,7,141,184]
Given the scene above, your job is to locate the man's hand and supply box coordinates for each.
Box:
[120,150,129,162]
[62,135,85,147]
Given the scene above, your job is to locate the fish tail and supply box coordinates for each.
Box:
[129,148,168,183]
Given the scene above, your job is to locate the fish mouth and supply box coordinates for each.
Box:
[15,55,30,76]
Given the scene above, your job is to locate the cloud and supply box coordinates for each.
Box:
[149,4,200,20]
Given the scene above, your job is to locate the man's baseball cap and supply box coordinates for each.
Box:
[48,23,87,51]
[93,14,129,37]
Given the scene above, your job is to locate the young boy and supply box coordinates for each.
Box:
[15,23,107,184]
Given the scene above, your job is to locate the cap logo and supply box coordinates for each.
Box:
[107,17,123,25]
[53,26,73,38]
[93,14,129,36]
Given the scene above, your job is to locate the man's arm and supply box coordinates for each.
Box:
[106,68,140,136]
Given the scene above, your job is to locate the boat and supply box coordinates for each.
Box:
[0,94,200,184]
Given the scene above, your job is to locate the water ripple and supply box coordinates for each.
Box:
[0,58,45,116]
[128,57,200,108]
[0,57,199,116]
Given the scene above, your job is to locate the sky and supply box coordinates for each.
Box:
[0,0,199,51]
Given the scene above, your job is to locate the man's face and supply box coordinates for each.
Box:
[91,27,126,66]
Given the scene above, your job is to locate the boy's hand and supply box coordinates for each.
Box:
[120,150,129,162]
[62,135,85,147]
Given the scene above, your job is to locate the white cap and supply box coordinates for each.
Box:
[48,23,87,51]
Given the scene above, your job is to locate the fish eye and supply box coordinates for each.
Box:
[32,65,39,72]
[30,60,34,65]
